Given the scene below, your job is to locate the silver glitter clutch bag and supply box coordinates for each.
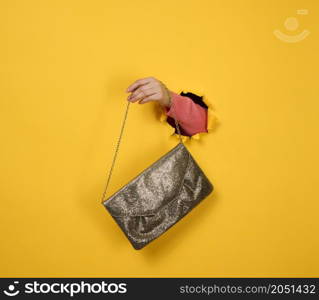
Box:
[101,100,214,250]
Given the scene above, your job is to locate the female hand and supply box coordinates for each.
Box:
[126,77,172,108]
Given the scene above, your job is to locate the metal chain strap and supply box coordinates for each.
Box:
[100,87,183,204]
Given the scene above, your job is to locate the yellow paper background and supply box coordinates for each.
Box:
[0,0,318,277]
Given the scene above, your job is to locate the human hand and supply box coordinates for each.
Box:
[126,77,172,108]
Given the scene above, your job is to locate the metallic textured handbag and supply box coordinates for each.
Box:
[101,98,214,250]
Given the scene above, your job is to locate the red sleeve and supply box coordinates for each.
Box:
[163,92,208,136]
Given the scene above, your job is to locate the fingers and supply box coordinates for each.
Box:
[126,77,165,105]
[128,87,156,103]
[138,95,155,104]
[126,77,154,93]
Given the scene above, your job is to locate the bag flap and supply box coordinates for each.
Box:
[103,142,190,217]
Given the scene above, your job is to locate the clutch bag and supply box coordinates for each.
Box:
[100,98,214,250]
